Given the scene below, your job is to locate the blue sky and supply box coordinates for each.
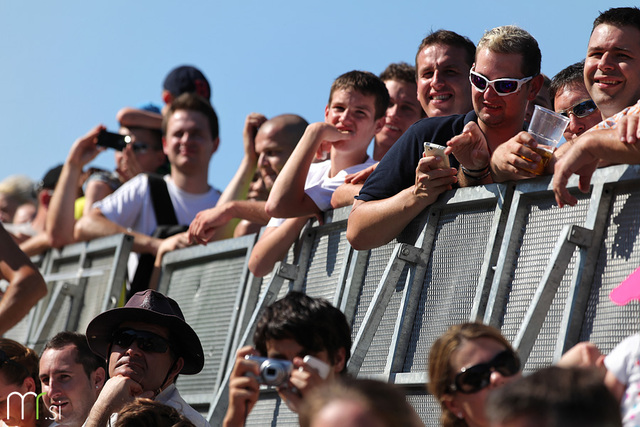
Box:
[1,0,636,191]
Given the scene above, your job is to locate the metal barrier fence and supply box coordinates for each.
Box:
[6,164,640,426]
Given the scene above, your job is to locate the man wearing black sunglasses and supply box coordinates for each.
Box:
[84,289,210,427]
[549,61,602,141]
[348,25,543,251]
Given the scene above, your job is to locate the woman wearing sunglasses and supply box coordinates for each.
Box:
[0,338,51,427]
[428,323,521,427]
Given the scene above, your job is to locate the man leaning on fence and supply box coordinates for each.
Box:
[347,25,545,250]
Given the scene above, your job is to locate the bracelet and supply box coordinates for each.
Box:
[462,164,490,173]
[461,166,491,180]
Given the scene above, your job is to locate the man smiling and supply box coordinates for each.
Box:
[552,7,640,207]
[415,30,476,118]
[348,26,543,250]
[39,332,105,427]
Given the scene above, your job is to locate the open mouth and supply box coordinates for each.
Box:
[594,76,621,87]
[384,124,401,132]
[430,94,452,102]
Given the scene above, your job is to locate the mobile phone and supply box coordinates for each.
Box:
[97,130,131,151]
[303,355,330,379]
[423,142,450,168]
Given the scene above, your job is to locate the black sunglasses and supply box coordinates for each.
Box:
[449,349,520,394]
[558,99,598,119]
[111,329,171,353]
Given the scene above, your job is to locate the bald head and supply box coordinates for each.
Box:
[256,114,308,191]
[257,114,308,150]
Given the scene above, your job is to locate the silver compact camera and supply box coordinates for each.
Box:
[245,355,293,386]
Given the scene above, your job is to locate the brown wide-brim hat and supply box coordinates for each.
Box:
[86,289,204,375]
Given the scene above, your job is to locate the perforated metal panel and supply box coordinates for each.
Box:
[299,225,350,302]
[358,266,408,376]
[159,235,257,409]
[581,185,640,353]
[244,391,298,426]
[350,243,394,340]
[404,205,497,373]
[498,195,590,371]
[405,388,441,427]
[28,234,132,351]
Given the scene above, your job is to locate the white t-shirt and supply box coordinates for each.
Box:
[268,157,376,227]
[604,333,640,426]
[94,174,221,234]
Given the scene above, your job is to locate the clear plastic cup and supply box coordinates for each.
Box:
[523,105,570,175]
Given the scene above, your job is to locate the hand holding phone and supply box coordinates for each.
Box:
[423,142,450,169]
[302,355,330,379]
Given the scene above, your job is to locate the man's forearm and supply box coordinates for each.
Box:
[227,200,270,225]
[0,265,46,335]
[218,156,256,207]
[19,232,51,257]
[266,124,322,217]
[47,162,83,248]
[331,183,362,209]
[248,217,309,277]
[75,211,161,255]
[346,189,434,251]
[580,129,640,163]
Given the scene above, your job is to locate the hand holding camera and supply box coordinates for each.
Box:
[244,354,330,387]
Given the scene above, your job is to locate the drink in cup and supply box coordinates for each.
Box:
[521,105,570,175]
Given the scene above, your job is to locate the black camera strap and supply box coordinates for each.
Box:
[130,174,183,297]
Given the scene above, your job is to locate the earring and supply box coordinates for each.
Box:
[457,412,464,419]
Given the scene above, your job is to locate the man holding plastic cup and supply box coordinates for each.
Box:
[347,25,544,251]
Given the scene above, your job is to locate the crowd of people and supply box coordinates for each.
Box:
[0,4,639,426]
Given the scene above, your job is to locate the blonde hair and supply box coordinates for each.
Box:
[0,175,35,202]
[476,25,541,77]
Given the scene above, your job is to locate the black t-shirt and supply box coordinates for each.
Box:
[357,110,477,202]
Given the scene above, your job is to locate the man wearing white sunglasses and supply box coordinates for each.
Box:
[347,25,543,251]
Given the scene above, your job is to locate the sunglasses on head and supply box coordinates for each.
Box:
[111,329,171,353]
[469,70,533,96]
[557,99,598,119]
[0,349,31,378]
[449,349,520,394]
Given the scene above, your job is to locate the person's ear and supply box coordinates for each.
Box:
[332,347,347,374]
[162,90,173,105]
[23,375,36,393]
[211,137,220,154]
[374,115,386,134]
[324,104,330,122]
[168,357,185,383]
[442,394,464,421]
[527,74,545,102]
[92,367,106,392]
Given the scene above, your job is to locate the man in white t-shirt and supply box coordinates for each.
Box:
[75,93,221,272]
[248,70,389,277]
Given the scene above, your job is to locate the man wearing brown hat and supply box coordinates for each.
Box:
[84,289,210,427]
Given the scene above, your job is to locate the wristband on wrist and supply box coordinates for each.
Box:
[461,165,490,180]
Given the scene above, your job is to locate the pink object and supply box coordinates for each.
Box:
[610,266,640,306]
